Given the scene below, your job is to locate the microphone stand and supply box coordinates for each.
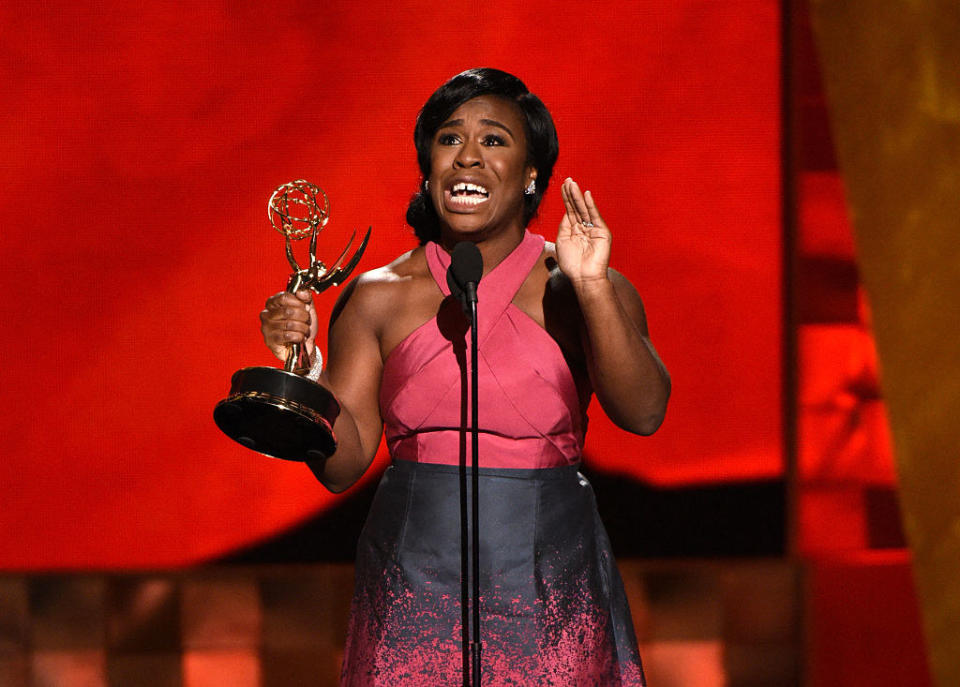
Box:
[448,241,483,687]
[464,282,481,687]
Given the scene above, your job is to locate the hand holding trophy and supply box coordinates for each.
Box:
[214,180,370,461]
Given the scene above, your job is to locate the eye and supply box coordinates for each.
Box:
[481,134,506,146]
[437,133,461,145]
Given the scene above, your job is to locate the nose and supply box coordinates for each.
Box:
[454,138,483,168]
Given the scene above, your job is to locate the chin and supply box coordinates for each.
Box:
[439,214,490,238]
[440,213,524,242]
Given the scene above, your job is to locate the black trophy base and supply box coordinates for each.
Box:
[213,366,340,462]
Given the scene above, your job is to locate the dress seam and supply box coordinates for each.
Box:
[395,462,416,560]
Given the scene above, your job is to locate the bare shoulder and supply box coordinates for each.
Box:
[541,241,648,330]
[329,246,431,331]
[543,241,641,295]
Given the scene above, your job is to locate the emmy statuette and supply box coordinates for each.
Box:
[213,180,370,461]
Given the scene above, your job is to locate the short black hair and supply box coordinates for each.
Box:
[405,68,560,244]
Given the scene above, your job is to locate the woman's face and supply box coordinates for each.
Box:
[427,95,536,242]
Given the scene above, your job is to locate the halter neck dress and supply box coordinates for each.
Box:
[340,231,646,686]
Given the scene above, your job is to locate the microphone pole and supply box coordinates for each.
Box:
[447,242,483,687]
[466,281,480,687]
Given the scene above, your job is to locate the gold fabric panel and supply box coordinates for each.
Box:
[809,1,960,684]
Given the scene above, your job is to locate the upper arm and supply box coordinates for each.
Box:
[571,268,654,360]
[607,268,651,337]
[577,267,671,431]
[322,277,386,461]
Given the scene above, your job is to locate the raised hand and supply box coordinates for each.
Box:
[556,177,611,285]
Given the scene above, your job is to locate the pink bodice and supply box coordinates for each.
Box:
[379,231,585,469]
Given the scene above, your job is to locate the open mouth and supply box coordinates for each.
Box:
[447,182,489,206]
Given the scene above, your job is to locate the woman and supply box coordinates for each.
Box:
[261,68,670,686]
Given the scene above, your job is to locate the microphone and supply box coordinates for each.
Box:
[446,240,484,686]
[446,241,483,318]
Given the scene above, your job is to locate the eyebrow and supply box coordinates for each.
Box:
[437,118,516,139]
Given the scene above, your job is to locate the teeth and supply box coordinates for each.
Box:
[451,182,489,196]
[452,194,487,205]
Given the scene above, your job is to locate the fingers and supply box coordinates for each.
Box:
[266,290,312,310]
[293,289,314,305]
[583,190,604,227]
[560,180,580,230]
[565,178,590,222]
[561,178,601,228]
[262,304,310,326]
[261,290,314,349]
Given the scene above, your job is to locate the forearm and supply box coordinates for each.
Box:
[575,277,670,435]
[305,367,382,493]
[306,401,379,493]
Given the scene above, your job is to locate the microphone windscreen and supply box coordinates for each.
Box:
[449,241,483,287]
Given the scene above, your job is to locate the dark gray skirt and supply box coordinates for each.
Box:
[341,460,645,686]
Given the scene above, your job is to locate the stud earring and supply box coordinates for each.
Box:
[524,179,536,195]
[424,180,430,191]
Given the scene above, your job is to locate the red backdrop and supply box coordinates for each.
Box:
[0,1,781,568]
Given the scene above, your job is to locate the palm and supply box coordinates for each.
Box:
[556,178,611,283]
